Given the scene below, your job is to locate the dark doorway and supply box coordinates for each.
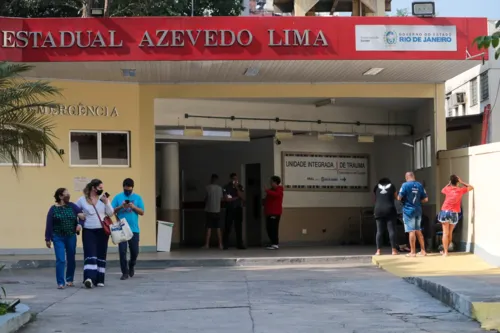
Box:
[245,163,262,247]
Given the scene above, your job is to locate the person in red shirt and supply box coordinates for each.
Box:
[438,175,474,256]
[264,176,284,250]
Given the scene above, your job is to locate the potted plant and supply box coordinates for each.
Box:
[0,265,20,315]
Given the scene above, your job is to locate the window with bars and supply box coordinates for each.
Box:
[480,72,489,102]
[470,78,478,106]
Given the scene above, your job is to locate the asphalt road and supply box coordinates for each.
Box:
[1,263,483,333]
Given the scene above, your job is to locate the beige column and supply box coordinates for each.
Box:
[433,83,447,204]
[294,0,319,16]
[352,0,361,16]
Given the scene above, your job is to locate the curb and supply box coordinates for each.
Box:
[404,276,500,332]
[0,255,373,270]
[0,304,30,333]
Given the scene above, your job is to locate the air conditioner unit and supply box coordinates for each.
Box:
[451,92,466,106]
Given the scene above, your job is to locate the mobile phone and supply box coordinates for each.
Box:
[125,200,130,204]
[104,192,110,198]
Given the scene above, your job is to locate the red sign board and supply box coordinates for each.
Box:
[0,16,488,62]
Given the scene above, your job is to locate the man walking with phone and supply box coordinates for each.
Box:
[112,178,145,280]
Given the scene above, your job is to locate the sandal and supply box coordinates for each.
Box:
[66,282,74,287]
[57,285,65,289]
[405,253,416,258]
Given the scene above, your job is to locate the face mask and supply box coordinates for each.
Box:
[63,195,70,203]
[124,190,132,196]
[96,189,104,196]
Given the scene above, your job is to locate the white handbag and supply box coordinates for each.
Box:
[110,218,134,245]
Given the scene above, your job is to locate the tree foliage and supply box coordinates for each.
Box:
[395,8,409,17]
[0,0,244,17]
[0,62,62,171]
[474,21,500,60]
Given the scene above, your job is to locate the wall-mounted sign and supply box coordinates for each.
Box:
[73,176,91,192]
[282,152,369,192]
[355,25,457,51]
[34,104,118,117]
[1,29,328,49]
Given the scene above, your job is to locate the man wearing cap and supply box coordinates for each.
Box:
[112,178,145,280]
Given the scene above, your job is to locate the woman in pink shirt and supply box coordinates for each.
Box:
[438,175,474,256]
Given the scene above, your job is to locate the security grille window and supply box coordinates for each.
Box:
[70,131,130,167]
[414,139,424,170]
[470,78,478,106]
[480,72,489,102]
[424,135,432,168]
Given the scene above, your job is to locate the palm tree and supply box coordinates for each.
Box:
[0,62,62,171]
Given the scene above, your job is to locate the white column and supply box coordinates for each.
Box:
[160,143,180,210]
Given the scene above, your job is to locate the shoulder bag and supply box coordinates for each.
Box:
[92,203,113,236]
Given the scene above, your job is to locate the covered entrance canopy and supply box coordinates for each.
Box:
[0,16,488,83]
[0,15,490,253]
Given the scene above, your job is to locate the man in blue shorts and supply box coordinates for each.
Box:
[398,172,428,257]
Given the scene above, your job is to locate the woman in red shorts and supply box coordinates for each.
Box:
[438,175,474,256]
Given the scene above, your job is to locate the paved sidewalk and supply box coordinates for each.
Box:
[0,246,374,269]
[1,263,484,333]
[373,253,500,331]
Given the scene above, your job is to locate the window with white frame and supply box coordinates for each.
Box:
[470,77,478,106]
[424,135,432,168]
[70,131,130,167]
[0,151,45,166]
[480,72,489,102]
[414,139,424,170]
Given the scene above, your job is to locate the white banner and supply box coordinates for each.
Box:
[355,25,457,51]
[282,152,369,191]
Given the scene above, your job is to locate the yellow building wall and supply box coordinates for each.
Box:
[0,81,442,252]
[0,80,149,251]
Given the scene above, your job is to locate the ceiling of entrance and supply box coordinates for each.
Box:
[24,60,479,83]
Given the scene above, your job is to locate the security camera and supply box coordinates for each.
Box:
[275,137,281,145]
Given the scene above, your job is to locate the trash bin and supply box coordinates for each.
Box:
[157,221,174,252]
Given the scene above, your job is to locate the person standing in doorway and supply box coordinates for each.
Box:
[264,176,284,250]
[373,178,398,256]
[398,172,428,258]
[203,174,224,249]
[77,179,114,288]
[112,178,145,280]
[223,173,246,250]
[438,175,473,256]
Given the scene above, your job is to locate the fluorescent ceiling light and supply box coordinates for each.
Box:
[358,135,375,143]
[317,133,335,141]
[156,135,250,143]
[332,133,356,137]
[315,98,335,108]
[275,131,294,140]
[402,142,414,148]
[363,68,384,76]
[184,128,204,137]
[244,67,260,76]
[231,129,250,139]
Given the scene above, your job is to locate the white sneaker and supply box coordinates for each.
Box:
[84,279,93,289]
[266,245,279,250]
[97,283,105,287]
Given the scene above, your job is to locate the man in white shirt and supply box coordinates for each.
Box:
[203,174,223,249]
